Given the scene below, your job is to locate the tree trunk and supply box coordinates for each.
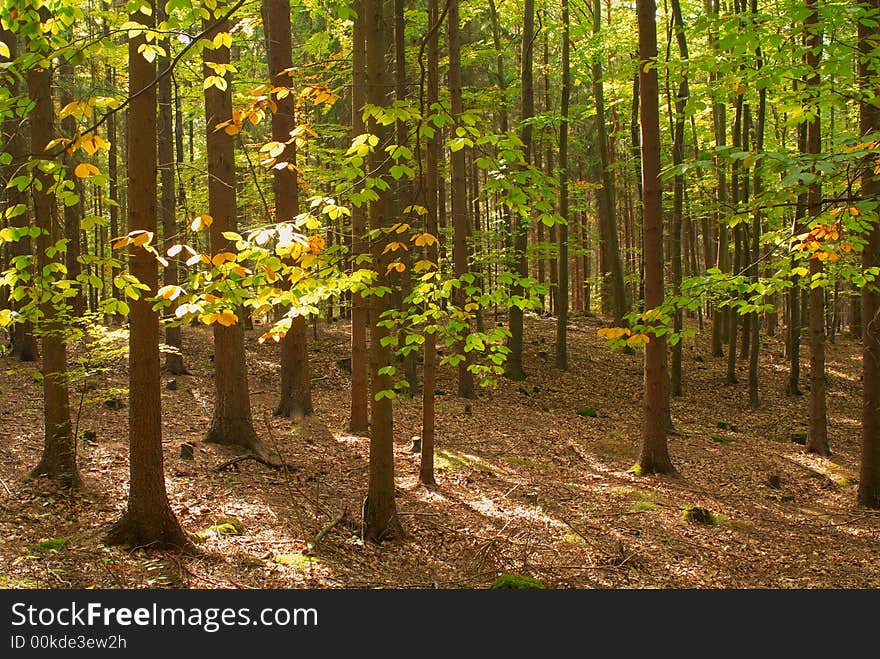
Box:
[59,63,85,319]
[637,0,674,475]
[858,0,880,507]
[105,0,190,549]
[363,0,404,542]
[805,0,829,456]
[157,5,187,375]
[27,20,80,488]
[555,0,570,370]
[420,0,442,487]
[504,0,534,383]
[202,3,262,453]
[349,0,370,434]
[265,0,312,418]
[449,0,476,396]
[0,28,37,361]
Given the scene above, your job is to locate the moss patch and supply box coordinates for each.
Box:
[273,553,320,568]
[489,574,545,589]
[27,538,68,553]
[681,505,718,525]
[435,449,494,474]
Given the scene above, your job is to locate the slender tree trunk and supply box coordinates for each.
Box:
[505,0,534,382]
[265,0,312,418]
[27,20,80,488]
[593,0,627,326]
[363,0,404,542]
[637,0,674,475]
[858,0,880,508]
[420,0,442,486]
[806,0,829,456]
[669,0,690,396]
[556,0,570,370]
[105,0,190,549]
[157,6,187,375]
[59,63,85,319]
[202,3,262,454]
[449,0,476,396]
[350,0,370,434]
[0,28,37,361]
[748,0,765,409]
[788,122,807,395]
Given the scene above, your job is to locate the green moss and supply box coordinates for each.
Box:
[710,434,733,444]
[632,501,656,512]
[563,531,587,546]
[273,553,320,568]
[27,538,68,553]
[628,463,645,477]
[489,574,545,590]
[500,455,550,469]
[681,505,717,525]
[435,449,494,474]
[577,407,598,418]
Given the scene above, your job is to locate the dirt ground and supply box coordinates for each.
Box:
[1,312,878,589]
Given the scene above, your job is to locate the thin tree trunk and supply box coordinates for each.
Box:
[105,0,190,549]
[363,0,404,542]
[637,0,674,475]
[265,0,312,418]
[202,3,262,454]
[556,0,570,370]
[349,0,369,434]
[806,0,829,456]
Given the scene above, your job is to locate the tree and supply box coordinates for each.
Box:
[504,0,534,382]
[105,0,190,549]
[805,0,829,456]
[157,2,187,376]
[363,0,404,542]
[201,1,264,456]
[349,0,369,434]
[27,9,79,488]
[555,0,570,370]
[858,0,880,508]
[636,0,674,475]
[265,0,312,419]
[449,0,475,396]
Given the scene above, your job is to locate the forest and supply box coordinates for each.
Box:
[0,0,878,591]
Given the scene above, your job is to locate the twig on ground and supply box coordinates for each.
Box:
[305,510,346,556]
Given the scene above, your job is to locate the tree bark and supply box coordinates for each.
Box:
[202,3,262,453]
[556,0,570,370]
[637,0,674,475]
[105,0,190,549]
[363,0,404,542]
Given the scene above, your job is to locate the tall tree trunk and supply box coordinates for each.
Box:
[806,0,829,456]
[727,97,743,384]
[27,18,80,488]
[556,0,570,370]
[363,0,404,542]
[858,0,880,508]
[788,122,807,395]
[59,63,85,319]
[637,0,674,475]
[504,0,534,382]
[748,0,765,409]
[265,0,312,418]
[157,5,187,375]
[449,0,476,395]
[105,0,190,549]
[592,0,628,326]
[0,27,37,361]
[669,0,690,396]
[349,0,370,433]
[202,3,263,454]
[420,0,442,486]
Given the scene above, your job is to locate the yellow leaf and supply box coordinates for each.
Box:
[130,230,153,247]
[74,162,100,179]
[157,285,182,300]
[382,241,406,254]
[413,232,438,247]
[386,261,406,274]
[191,214,213,232]
[214,310,238,327]
[626,333,650,347]
[211,251,236,267]
[111,236,131,249]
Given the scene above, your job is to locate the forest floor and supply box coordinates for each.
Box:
[1,312,878,589]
